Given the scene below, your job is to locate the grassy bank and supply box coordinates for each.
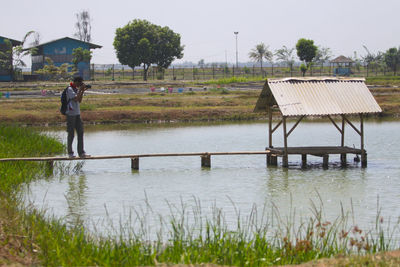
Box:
[0,90,263,126]
[1,125,400,266]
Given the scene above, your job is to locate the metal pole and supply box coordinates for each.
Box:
[234,32,239,68]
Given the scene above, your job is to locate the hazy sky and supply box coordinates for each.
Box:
[1,0,400,66]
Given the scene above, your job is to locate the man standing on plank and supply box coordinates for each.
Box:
[66,76,90,158]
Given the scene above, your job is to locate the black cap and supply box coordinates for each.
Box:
[73,76,83,83]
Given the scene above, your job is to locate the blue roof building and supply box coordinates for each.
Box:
[0,36,22,82]
[30,37,101,80]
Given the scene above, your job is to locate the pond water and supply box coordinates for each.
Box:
[24,121,400,240]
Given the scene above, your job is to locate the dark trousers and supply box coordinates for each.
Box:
[67,115,84,155]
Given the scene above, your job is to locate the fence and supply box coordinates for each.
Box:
[91,63,399,82]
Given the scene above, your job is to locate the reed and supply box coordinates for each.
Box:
[1,125,399,266]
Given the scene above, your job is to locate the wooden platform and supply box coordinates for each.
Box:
[266,146,365,168]
[268,146,362,156]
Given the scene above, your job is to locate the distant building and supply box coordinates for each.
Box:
[0,36,22,82]
[29,37,101,80]
[331,55,354,76]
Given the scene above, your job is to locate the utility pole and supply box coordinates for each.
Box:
[234,32,239,68]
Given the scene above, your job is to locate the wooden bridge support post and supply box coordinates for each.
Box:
[340,154,347,166]
[301,154,307,168]
[201,154,211,168]
[267,154,278,166]
[361,153,367,168]
[131,157,139,170]
[323,155,329,169]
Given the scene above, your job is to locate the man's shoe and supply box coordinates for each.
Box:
[79,153,91,158]
[68,153,76,158]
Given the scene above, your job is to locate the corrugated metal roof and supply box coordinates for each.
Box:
[27,37,102,49]
[254,77,382,116]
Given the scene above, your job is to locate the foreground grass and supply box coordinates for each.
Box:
[1,125,399,266]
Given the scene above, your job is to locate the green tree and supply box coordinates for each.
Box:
[313,46,332,75]
[362,45,383,75]
[198,59,205,68]
[0,39,13,75]
[296,38,317,76]
[300,63,308,77]
[0,31,37,80]
[113,19,184,81]
[154,25,184,69]
[72,47,92,68]
[35,57,72,80]
[384,47,400,75]
[249,43,273,75]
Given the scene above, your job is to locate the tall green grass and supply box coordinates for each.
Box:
[1,124,399,266]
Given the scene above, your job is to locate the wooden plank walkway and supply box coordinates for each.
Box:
[0,146,366,169]
[0,151,272,170]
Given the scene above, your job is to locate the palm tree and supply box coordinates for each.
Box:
[275,45,295,73]
[249,43,273,76]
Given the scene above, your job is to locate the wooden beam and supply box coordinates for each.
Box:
[287,115,305,137]
[271,120,283,134]
[327,115,342,134]
[342,115,361,136]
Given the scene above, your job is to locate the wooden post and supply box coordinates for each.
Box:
[360,114,367,167]
[267,105,273,165]
[341,115,347,166]
[201,154,211,168]
[301,154,307,168]
[131,157,139,170]
[268,106,272,148]
[323,155,329,168]
[270,155,278,166]
[282,116,288,167]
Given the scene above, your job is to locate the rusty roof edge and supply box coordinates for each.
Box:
[267,77,365,83]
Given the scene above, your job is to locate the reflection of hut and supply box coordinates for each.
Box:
[0,36,21,82]
[331,55,354,76]
[254,77,382,168]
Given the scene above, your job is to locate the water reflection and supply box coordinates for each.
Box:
[25,121,400,239]
[65,174,88,228]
